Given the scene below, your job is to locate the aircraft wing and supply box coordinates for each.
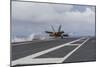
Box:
[45,31,53,33]
[63,34,69,37]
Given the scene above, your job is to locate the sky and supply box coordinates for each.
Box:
[11,1,96,39]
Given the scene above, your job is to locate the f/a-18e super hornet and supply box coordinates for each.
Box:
[45,25,69,38]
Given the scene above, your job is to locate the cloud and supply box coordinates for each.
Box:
[12,1,95,36]
[63,8,95,24]
[12,1,73,21]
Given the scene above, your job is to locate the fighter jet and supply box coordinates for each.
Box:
[45,25,69,38]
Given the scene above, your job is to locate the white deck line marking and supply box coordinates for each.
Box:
[12,39,55,46]
[66,44,80,46]
[13,58,63,65]
[60,38,90,63]
[12,37,84,66]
